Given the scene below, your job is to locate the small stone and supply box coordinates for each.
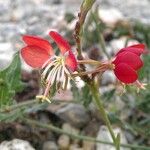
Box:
[124,131,135,143]
[101,71,116,85]
[83,141,95,150]
[58,134,70,150]
[0,42,14,70]
[98,8,124,25]
[42,141,58,150]
[0,54,13,71]
[0,42,13,52]
[56,104,90,128]
[62,123,80,144]
[74,77,85,89]
[62,123,79,135]
[98,0,150,24]
[0,139,35,150]
[61,0,81,5]
[96,126,130,150]
[11,7,25,21]
[69,144,83,150]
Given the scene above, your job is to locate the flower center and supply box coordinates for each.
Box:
[42,55,71,90]
[37,55,71,102]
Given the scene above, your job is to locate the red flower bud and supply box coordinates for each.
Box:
[112,44,145,84]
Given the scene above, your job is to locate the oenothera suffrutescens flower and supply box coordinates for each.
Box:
[21,31,77,102]
[112,44,146,89]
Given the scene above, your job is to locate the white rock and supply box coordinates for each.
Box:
[74,76,85,89]
[0,139,35,150]
[96,126,130,150]
[98,8,124,25]
[98,0,150,24]
[110,37,139,55]
[0,42,13,53]
[0,54,13,71]
[69,144,83,150]
[101,71,116,85]
[0,42,15,70]
[61,0,81,5]
[42,141,58,150]
[11,7,25,20]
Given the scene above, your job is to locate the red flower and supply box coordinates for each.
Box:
[112,44,145,84]
[21,31,77,71]
[21,31,77,102]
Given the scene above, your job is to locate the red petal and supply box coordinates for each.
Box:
[21,46,50,68]
[129,44,145,49]
[113,52,143,70]
[65,51,77,72]
[114,63,138,84]
[49,31,71,54]
[116,44,145,56]
[23,35,54,55]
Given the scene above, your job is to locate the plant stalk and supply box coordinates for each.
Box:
[74,0,96,58]
[89,81,120,150]
[22,118,150,150]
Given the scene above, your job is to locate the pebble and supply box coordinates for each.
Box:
[98,8,124,26]
[62,123,79,135]
[101,71,116,85]
[0,42,15,70]
[98,0,150,24]
[0,42,13,52]
[0,139,35,150]
[0,54,14,71]
[69,144,83,150]
[42,141,58,150]
[62,123,80,144]
[83,141,95,150]
[58,134,70,150]
[96,126,130,150]
[56,104,90,128]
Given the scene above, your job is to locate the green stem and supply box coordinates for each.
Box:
[22,118,150,150]
[0,99,77,113]
[78,59,101,65]
[99,33,110,59]
[0,100,37,113]
[91,11,110,59]
[89,81,120,150]
[74,0,96,83]
[74,0,96,57]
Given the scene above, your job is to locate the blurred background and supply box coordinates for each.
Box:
[0,0,150,150]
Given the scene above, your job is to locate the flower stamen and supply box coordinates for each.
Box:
[39,55,72,102]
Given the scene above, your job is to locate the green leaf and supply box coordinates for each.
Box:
[0,53,23,108]
[81,84,92,107]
